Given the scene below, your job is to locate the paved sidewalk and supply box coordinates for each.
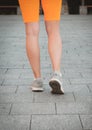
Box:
[0,15,92,130]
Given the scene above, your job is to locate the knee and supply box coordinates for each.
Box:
[45,25,53,36]
[45,22,60,36]
[45,25,59,37]
[25,23,40,37]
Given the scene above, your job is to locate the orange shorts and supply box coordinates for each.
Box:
[18,0,62,23]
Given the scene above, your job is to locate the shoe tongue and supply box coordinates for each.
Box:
[54,71,62,77]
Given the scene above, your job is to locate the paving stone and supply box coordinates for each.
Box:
[56,102,92,114]
[0,93,33,103]
[5,69,22,77]
[63,84,90,94]
[0,64,24,69]
[0,74,19,79]
[80,72,92,78]
[88,84,92,92]
[34,91,75,102]
[17,85,32,94]
[11,103,55,115]
[62,72,82,78]
[0,86,17,93]
[0,115,30,130]
[0,104,11,115]
[70,79,92,85]
[0,78,4,85]
[2,78,32,86]
[0,69,7,74]
[64,68,92,73]
[19,73,33,79]
[74,93,92,102]
[31,115,82,130]
[80,115,92,130]
[18,68,33,74]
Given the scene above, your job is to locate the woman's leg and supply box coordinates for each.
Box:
[45,21,62,72]
[45,21,64,94]
[25,22,41,79]
[18,0,43,91]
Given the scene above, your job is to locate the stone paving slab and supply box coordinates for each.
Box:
[80,72,92,78]
[0,104,11,115]
[73,93,92,102]
[62,84,90,94]
[56,102,92,114]
[70,79,92,85]
[0,79,4,85]
[3,78,33,86]
[80,115,92,130]
[16,85,32,94]
[0,69,7,74]
[88,84,92,92]
[11,103,56,115]
[0,74,20,79]
[33,91,75,102]
[62,72,82,78]
[0,115,30,130]
[0,86,17,93]
[31,115,82,130]
[64,68,92,73]
[0,93,33,103]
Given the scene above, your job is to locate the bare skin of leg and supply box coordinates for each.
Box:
[45,21,62,72]
[25,22,41,78]
[25,21,62,79]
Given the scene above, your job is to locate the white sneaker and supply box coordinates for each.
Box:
[31,78,44,92]
[49,72,64,94]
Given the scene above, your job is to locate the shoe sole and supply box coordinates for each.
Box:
[32,87,44,92]
[49,80,64,94]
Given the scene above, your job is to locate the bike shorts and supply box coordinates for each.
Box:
[18,0,62,23]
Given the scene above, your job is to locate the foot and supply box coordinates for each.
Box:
[31,78,44,92]
[49,72,64,94]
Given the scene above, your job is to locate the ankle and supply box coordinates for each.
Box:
[33,74,41,80]
[34,77,42,80]
[53,71,62,76]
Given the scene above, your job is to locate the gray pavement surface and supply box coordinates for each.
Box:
[0,14,92,130]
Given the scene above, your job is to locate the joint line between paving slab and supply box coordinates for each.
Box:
[15,85,19,93]
[72,92,76,102]
[79,114,84,129]
[29,115,32,130]
[80,72,83,78]
[1,79,5,86]
[5,68,8,74]
[32,93,35,103]
[87,84,92,93]
[55,103,57,115]
[68,79,72,85]
[9,103,13,115]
